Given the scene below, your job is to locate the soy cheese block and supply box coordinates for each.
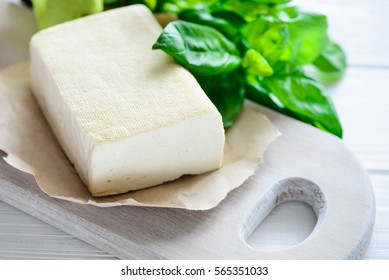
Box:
[30,5,225,197]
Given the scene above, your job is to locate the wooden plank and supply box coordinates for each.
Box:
[0,201,115,260]
[363,174,389,259]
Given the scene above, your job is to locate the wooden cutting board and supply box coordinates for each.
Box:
[0,103,375,259]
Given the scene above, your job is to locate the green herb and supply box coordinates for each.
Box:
[152,21,241,76]
[195,70,245,127]
[178,9,246,40]
[153,0,346,137]
[104,0,156,10]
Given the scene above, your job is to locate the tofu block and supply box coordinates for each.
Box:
[30,5,225,197]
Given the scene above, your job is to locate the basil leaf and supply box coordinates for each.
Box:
[178,10,245,40]
[242,49,274,76]
[314,39,347,74]
[277,6,328,65]
[159,0,218,13]
[196,71,245,127]
[153,0,345,137]
[220,0,273,21]
[245,75,287,113]
[245,21,289,66]
[152,21,241,76]
[104,0,156,10]
[251,0,292,4]
[241,16,277,47]
[247,68,342,137]
[242,7,328,65]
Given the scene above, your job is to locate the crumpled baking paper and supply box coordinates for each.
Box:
[0,62,280,210]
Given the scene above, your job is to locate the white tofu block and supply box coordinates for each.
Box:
[30,5,225,197]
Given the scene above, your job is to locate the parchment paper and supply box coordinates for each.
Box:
[0,62,280,210]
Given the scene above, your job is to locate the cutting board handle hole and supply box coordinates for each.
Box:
[241,177,326,251]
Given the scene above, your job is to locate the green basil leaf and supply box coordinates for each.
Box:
[152,21,241,76]
[160,0,218,13]
[259,24,289,65]
[196,70,245,127]
[265,72,342,137]
[241,16,289,65]
[242,49,274,76]
[277,6,328,65]
[241,7,328,66]
[251,0,292,4]
[179,10,245,40]
[153,0,345,137]
[245,75,287,112]
[104,0,156,10]
[246,68,342,137]
[241,16,274,45]
[314,39,347,74]
[220,0,273,21]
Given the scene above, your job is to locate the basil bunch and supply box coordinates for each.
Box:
[153,0,346,137]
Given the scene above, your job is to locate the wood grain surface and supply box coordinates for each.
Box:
[0,0,388,259]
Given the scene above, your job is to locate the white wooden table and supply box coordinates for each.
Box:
[0,0,388,259]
